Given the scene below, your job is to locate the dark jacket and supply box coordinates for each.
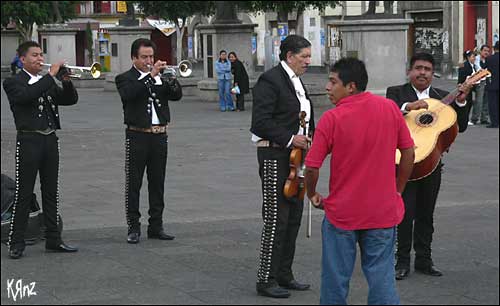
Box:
[251,64,315,147]
[231,60,249,94]
[458,60,477,105]
[115,67,182,128]
[2,70,78,131]
[486,52,499,91]
[386,83,469,133]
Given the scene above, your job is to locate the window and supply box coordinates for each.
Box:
[310,17,316,27]
[111,43,118,57]
[42,38,47,54]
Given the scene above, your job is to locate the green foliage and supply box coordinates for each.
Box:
[237,1,340,14]
[1,1,77,26]
[1,1,78,41]
[134,1,215,26]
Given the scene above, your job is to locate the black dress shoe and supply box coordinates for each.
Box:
[257,285,290,298]
[9,249,24,259]
[46,242,78,253]
[148,230,175,240]
[127,232,140,244]
[279,280,310,291]
[415,265,443,277]
[395,267,410,280]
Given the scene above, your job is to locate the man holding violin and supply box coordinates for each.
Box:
[115,38,182,244]
[2,41,79,259]
[251,35,314,299]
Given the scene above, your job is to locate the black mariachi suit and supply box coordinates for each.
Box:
[251,64,315,288]
[2,71,78,251]
[386,83,468,270]
[115,68,182,235]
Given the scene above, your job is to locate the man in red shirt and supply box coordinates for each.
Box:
[304,58,415,305]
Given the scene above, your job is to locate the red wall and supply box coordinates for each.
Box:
[463,1,477,52]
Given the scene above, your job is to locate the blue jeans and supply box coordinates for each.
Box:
[320,218,400,305]
[218,79,233,111]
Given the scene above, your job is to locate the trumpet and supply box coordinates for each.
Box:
[161,60,193,78]
[42,62,102,79]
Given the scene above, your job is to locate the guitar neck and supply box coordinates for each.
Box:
[441,88,461,105]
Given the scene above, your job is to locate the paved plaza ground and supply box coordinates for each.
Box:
[1,77,498,304]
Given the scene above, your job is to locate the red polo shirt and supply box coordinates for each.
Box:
[305,92,414,230]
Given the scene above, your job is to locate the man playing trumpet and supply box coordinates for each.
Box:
[2,41,79,259]
[115,38,182,244]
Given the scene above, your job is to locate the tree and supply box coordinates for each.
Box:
[134,1,215,64]
[239,1,340,24]
[1,1,77,42]
[85,22,94,65]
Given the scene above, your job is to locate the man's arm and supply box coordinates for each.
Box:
[305,167,323,209]
[396,147,415,194]
[250,75,293,146]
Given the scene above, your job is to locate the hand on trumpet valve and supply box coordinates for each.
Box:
[151,60,167,78]
[48,60,71,81]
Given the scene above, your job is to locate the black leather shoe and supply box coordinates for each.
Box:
[395,267,410,280]
[127,232,140,244]
[257,285,290,298]
[9,249,24,259]
[415,265,443,277]
[148,230,175,240]
[46,242,78,253]
[279,280,310,291]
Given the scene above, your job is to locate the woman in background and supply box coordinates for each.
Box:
[215,50,234,111]
[229,52,249,111]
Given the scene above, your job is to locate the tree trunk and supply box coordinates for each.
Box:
[384,1,394,14]
[277,9,288,23]
[176,25,185,64]
[52,1,62,23]
[366,1,376,14]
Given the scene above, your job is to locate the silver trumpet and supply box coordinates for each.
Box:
[42,62,101,79]
[162,60,193,78]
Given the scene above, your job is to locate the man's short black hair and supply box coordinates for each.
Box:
[480,44,490,51]
[131,38,156,58]
[409,52,435,70]
[279,35,311,61]
[18,41,41,57]
[330,58,368,92]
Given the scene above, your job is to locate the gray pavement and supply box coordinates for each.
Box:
[1,77,499,304]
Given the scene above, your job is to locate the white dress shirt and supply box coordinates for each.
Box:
[135,66,162,125]
[252,61,312,147]
[24,69,44,85]
[401,85,466,114]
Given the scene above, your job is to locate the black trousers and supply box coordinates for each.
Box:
[9,132,61,251]
[236,94,245,111]
[125,130,168,234]
[396,163,442,269]
[256,147,303,287]
[487,90,499,127]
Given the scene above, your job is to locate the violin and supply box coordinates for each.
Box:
[283,111,308,200]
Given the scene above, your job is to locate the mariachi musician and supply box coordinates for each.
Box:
[250,35,314,299]
[386,52,472,280]
[115,38,182,244]
[2,41,79,259]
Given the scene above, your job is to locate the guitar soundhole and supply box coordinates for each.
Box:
[416,112,436,127]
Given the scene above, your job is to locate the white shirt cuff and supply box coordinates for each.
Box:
[401,102,409,114]
[455,100,467,107]
[287,135,294,148]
